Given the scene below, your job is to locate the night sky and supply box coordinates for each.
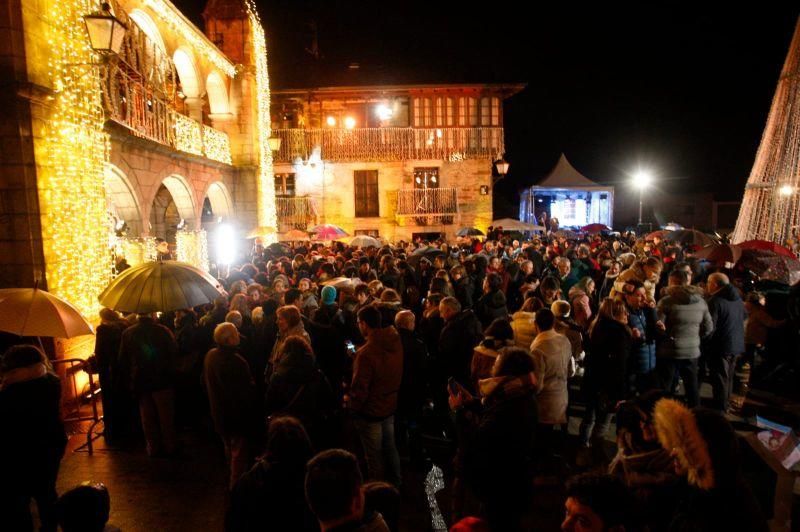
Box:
[177,1,799,216]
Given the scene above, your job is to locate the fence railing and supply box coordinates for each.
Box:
[396,187,458,225]
[272,127,503,163]
[276,196,318,230]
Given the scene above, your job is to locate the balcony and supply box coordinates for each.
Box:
[272,127,503,163]
[276,196,318,232]
[395,188,459,225]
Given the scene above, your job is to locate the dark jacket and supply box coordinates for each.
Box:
[118,317,179,393]
[656,286,713,360]
[453,276,474,311]
[584,317,631,402]
[349,326,404,419]
[705,283,745,356]
[627,304,658,372]
[439,310,484,385]
[474,289,508,329]
[204,346,261,438]
[94,321,126,377]
[397,328,428,417]
[226,455,317,532]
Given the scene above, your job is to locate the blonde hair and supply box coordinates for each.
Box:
[229,293,251,320]
[589,297,628,336]
[653,398,714,490]
[214,322,240,347]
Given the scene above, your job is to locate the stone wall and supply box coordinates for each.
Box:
[274,157,493,241]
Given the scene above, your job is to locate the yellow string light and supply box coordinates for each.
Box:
[245,0,278,243]
[174,113,203,155]
[143,0,236,77]
[41,0,111,319]
[202,125,232,164]
[176,229,209,271]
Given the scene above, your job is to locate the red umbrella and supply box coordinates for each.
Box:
[645,230,671,241]
[695,244,742,264]
[757,256,800,285]
[663,229,717,248]
[309,224,349,241]
[581,223,611,233]
[737,240,796,259]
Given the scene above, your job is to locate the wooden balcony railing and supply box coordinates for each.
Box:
[276,196,318,231]
[272,127,503,163]
[396,188,458,225]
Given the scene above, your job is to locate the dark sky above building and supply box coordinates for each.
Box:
[178,1,799,211]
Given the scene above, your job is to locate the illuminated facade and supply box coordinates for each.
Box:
[270,84,524,241]
[0,0,273,319]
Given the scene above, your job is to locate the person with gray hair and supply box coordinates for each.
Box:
[704,272,745,412]
[439,296,483,387]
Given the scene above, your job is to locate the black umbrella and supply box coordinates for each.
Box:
[408,246,446,267]
[456,227,484,237]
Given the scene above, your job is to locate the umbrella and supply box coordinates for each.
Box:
[456,227,485,237]
[349,235,381,248]
[645,230,671,241]
[320,277,363,290]
[98,261,224,314]
[581,223,611,233]
[694,244,742,264]
[490,218,545,232]
[309,224,349,241]
[280,229,311,241]
[737,240,796,259]
[408,245,446,267]
[0,287,94,338]
[663,229,717,248]
[246,225,277,239]
[663,222,684,231]
[553,230,581,240]
[755,256,800,285]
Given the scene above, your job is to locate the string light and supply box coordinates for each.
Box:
[176,229,209,271]
[174,113,203,155]
[143,0,236,77]
[245,0,278,243]
[203,125,232,164]
[42,0,111,319]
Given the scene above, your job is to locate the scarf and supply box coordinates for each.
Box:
[0,362,47,390]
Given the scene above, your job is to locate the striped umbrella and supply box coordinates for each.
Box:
[309,224,349,241]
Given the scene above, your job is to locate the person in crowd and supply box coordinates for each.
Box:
[298,277,320,317]
[613,256,662,304]
[620,279,660,393]
[268,305,312,379]
[56,481,118,532]
[347,305,403,486]
[363,482,401,532]
[173,308,205,428]
[653,399,768,531]
[204,322,261,489]
[597,259,622,304]
[314,285,347,331]
[450,265,474,310]
[655,270,713,407]
[555,256,581,295]
[226,416,316,531]
[94,308,128,442]
[511,297,541,349]
[537,275,562,308]
[551,301,584,369]
[0,345,67,532]
[743,291,785,368]
[561,473,637,532]
[394,310,427,460]
[449,347,538,531]
[703,272,745,412]
[474,272,508,329]
[438,297,484,388]
[530,309,573,448]
[265,336,336,449]
[118,312,179,457]
[568,276,596,330]
[305,449,390,532]
[579,298,631,449]
[470,317,515,390]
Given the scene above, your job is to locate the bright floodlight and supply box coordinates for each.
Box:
[376,104,393,121]
[216,224,237,265]
[632,170,652,189]
[344,116,356,129]
[779,184,794,196]
[326,116,336,127]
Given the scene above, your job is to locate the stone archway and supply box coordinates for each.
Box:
[206,71,229,115]
[150,175,196,242]
[204,181,232,219]
[173,48,202,99]
[104,164,143,236]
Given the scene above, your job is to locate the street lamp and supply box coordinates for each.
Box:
[494,158,509,182]
[779,184,795,196]
[632,170,652,226]
[83,3,128,56]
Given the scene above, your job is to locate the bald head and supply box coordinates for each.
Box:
[394,310,415,331]
[707,272,730,294]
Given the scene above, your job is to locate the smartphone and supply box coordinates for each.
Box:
[447,377,460,396]
[345,341,356,355]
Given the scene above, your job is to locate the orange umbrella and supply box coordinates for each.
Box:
[0,287,94,338]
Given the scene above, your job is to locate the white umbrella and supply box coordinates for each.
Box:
[349,235,381,248]
[0,287,94,338]
[490,218,545,232]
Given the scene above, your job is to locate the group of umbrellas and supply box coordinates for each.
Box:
[692,240,800,285]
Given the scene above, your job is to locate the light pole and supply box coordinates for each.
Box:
[632,170,652,226]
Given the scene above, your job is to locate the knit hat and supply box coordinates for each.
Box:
[321,285,337,305]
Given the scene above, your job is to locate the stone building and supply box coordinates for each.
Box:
[270,84,524,241]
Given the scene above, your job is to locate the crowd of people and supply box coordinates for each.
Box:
[2,227,799,531]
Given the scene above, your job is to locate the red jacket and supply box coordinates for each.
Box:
[349,326,404,419]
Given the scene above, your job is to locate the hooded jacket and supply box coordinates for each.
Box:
[705,283,745,356]
[510,310,536,349]
[613,262,659,303]
[656,285,713,359]
[349,326,403,420]
[474,289,508,328]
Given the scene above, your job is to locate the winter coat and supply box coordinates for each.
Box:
[554,317,584,360]
[118,317,178,394]
[226,456,317,532]
[0,369,67,480]
[613,262,658,303]
[439,310,484,385]
[349,326,403,420]
[204,346,260,438]
[453,276,474,310]
[568,286,593,330]
[656,286,714,360]
[510,310,536,349]
[530,329,573,424]
[94,321,126,377]
[474,289,508,328]
[598,272,619,303]
[705,283,745,356]
[303,315,347,399]
[627,304,659,375]
[397,329,428,417]
[745,305,784,346]
[584,317,631,403]
[470,340,515,391]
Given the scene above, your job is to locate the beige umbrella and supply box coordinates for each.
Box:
[490,218,545,232]
[280,228,311,241]
[98,261,224,314]
[0,287,94,338]
[348,235,382,248]
[246,225,277,239]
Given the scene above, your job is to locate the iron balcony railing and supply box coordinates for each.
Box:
[272,127,504,163]
[276,196,318,231]
[396,187,458,225]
